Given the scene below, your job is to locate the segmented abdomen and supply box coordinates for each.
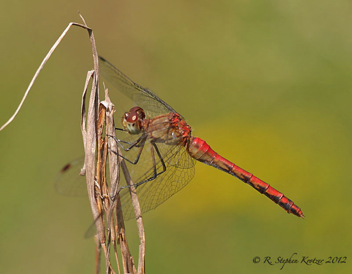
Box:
[187,137,304,218]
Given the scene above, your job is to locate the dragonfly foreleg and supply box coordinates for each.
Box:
[115,127,126,132]
[109,135,147,165]
[118,143,167,192]
[108,134,145,151]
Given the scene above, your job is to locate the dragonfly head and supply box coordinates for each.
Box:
[122,106,145,135]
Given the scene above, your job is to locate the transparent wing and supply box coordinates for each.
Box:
[85,142,196,237]
[116,142,196,221]
[55,157,87,197]
[61,140,196,238]
[99,56,182,118]
[57,57,195,236]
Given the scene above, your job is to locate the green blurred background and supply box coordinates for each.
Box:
[1,0,351,273]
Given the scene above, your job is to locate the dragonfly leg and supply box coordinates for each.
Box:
[115,127,126,132]
[109,136,147,165]
[152,142,167,175]
[118,143,167,192]
[134,142,166,188]
[108,134,145,151]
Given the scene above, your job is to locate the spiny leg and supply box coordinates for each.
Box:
[109,134,147,165]
[109,134,145,151]
[116,143,167,194]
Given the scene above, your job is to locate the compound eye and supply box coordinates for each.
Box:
[122,107,145,134]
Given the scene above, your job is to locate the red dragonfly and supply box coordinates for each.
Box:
[56,56,304,221]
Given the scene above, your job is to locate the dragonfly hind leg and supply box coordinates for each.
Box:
[118,142,167,192]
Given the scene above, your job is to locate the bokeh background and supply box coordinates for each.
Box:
[1,1,351,273]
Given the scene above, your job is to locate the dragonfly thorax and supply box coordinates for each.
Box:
[122,106,145,135]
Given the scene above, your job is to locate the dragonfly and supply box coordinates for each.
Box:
[56,56,304,222]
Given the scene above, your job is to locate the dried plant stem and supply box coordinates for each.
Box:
[0,22,90,132]
[104,90,136,273]
[1,13,146,274]
[95,235,102,274]
[79,15,145,274]
[121,162,146,273]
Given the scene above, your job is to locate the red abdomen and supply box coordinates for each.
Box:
[187,137,304,218]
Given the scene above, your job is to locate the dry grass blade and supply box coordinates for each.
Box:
[81,16,144,273]
[1,12,146,274]
[105,89,135,274]
[0,22,91,132]
[121,161,145,274]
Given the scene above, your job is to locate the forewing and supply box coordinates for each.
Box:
[84,142,196,237]
[55,157,87,197]
[117,143,196,221]
[99,56,181,118]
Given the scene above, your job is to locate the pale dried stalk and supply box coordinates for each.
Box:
[0,13,146,274]
[95,235,102,274]
[80,16,145,273]
[121,162,145,274]
[104,90,136,274]
[96,103,116,274]
[81,70,106,245]
[0,21,90,132]
[78,18,104,251]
